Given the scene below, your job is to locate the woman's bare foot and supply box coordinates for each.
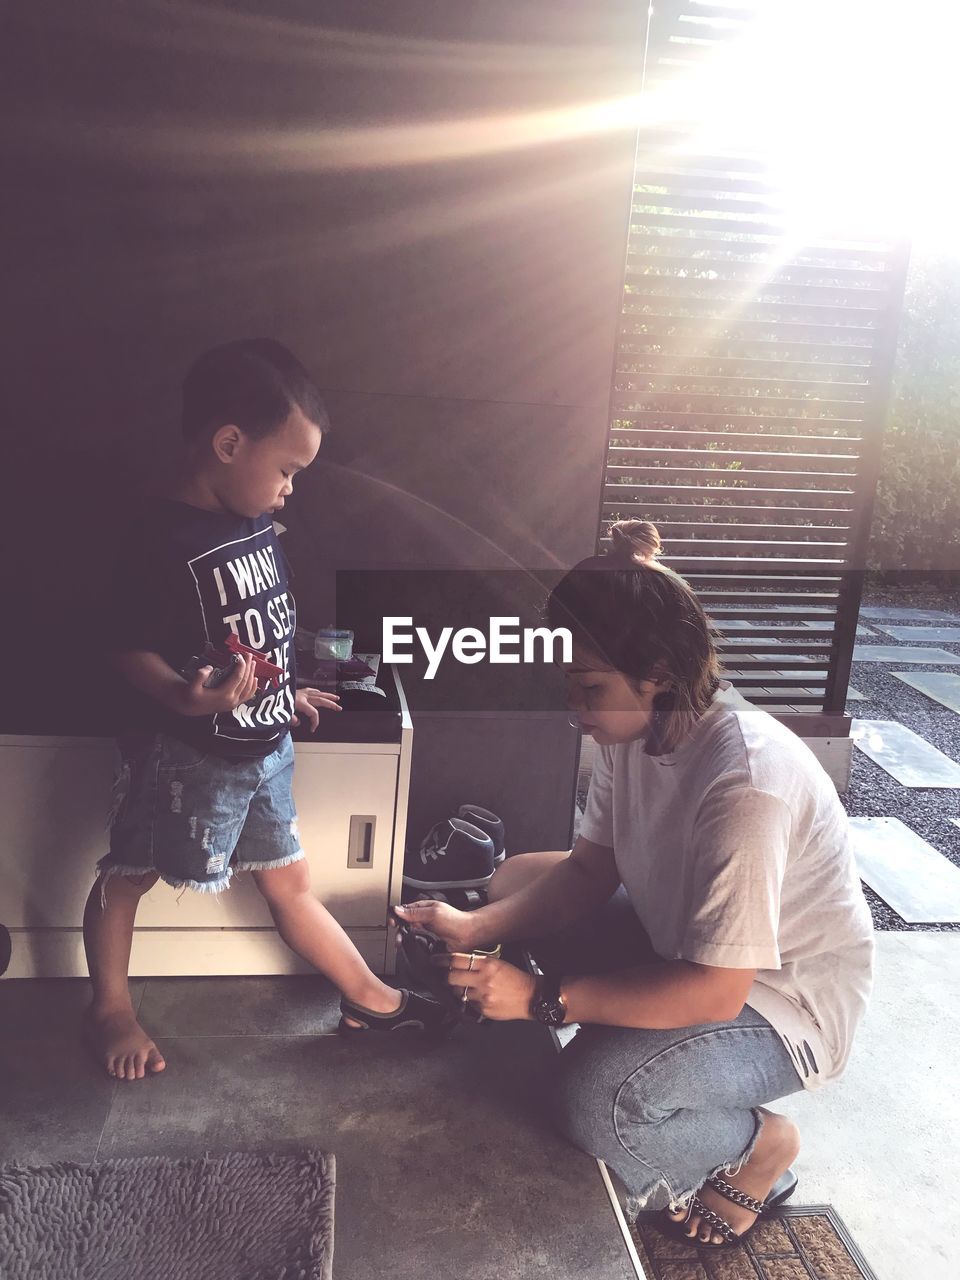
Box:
[667,1109,800,1246]
[84,1006,166,1081]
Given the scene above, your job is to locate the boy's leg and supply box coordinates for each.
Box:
[251,860,402,1020]
[82,871,166,1081]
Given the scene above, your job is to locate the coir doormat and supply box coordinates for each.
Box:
[632,1204,878,1280]
[0,1149,335,1280]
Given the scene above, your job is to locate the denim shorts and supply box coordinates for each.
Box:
[98,731,303,893]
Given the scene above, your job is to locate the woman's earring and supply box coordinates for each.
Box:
[567,713,581,730]
[650,688,676,741]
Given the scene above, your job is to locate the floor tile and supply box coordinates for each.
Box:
[892,670,960,716]
[96,1021,635,1280]
[858,607,960,623]
[851,719,960,787]
[778,933,960,1280]
[0,979,144,1039]
[852,645,960,664]
[877,625,960,643]
[0,1037,116,1165]
[848,817,960,923]
[137,975,341,1038]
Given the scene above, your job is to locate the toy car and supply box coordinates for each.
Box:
[181,637,284,690]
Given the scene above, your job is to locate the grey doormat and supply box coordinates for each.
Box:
[0,1149,335,1280]
[632,1203,878,1279]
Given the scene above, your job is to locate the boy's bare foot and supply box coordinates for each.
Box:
[667,1109,800,1246]
[84,1007,166,1081]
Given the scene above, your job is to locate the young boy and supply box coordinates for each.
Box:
[84,339,447,1080]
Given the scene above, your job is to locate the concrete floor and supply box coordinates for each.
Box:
[0,975,635,1280]
[2,934,954,1279]
[777,932,960,1280]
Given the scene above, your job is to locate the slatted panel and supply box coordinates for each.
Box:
[599,1,910,713]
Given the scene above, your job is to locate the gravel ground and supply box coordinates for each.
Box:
[843,579,960,932]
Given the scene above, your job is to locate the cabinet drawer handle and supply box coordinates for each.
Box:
[347,815,376,869]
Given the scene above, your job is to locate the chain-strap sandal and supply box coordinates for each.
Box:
[660,1167,798,1248]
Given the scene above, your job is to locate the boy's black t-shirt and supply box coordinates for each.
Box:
[109,497,298,759]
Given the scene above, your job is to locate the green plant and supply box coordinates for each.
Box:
[869,250,960,571]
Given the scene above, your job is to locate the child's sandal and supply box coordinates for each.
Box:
[338,988,455,1036]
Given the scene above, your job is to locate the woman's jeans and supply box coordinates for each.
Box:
[526,888,804,1211]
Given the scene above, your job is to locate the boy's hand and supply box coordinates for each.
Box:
[177,655,260,716]
[292,687,342,732]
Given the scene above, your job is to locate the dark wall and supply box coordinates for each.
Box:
[1,0,639,842]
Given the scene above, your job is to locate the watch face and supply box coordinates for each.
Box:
[536,997,567,1027]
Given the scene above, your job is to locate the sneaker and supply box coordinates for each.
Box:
[457,805,506,864]
[402,818,496,893]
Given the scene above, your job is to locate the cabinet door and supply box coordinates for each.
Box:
[0,740,115,928]
[135,750,399,929]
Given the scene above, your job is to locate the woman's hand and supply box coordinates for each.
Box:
[292,687,342,731]
[439,954,537,1022]
[392,900,481,952]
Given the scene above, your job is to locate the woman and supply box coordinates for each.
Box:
[395,520,873,1248]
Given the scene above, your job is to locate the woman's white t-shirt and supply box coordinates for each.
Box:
[579,682,874,1090]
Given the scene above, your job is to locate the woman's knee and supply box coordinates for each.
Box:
[251,857,311,903]
[488,849,569,902]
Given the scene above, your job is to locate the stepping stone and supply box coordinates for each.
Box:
[892,671,960,715]
[951,818,960,832]
[859,607,960,622]
[803,621,876,637]
[848,817,960,923]
[853,645,960,664]
[877,625,960,643]
[851,719,960,787]
[846,686,866,701]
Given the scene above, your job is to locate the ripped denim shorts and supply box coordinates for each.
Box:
[97,731,303,893]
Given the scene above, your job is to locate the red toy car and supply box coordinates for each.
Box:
[222,633,284,687]
[182,637,284,691]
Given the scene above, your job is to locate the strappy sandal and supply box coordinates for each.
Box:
[660,1167,798,1249]
[391,909,501,1021]
[338,988,456,1036]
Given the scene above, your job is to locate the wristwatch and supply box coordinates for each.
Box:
[531,974,568,1027]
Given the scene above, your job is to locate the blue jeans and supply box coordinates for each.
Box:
[98,731,303,893]
[529,889,804,1210]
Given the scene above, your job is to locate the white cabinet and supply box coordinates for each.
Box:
[0,669,411,978]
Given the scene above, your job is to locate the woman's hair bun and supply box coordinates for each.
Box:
[607,519,662,565]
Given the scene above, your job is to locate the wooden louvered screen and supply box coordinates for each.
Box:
[600,5,911,719]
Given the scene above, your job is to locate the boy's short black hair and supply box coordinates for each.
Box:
[181,339,329,442]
